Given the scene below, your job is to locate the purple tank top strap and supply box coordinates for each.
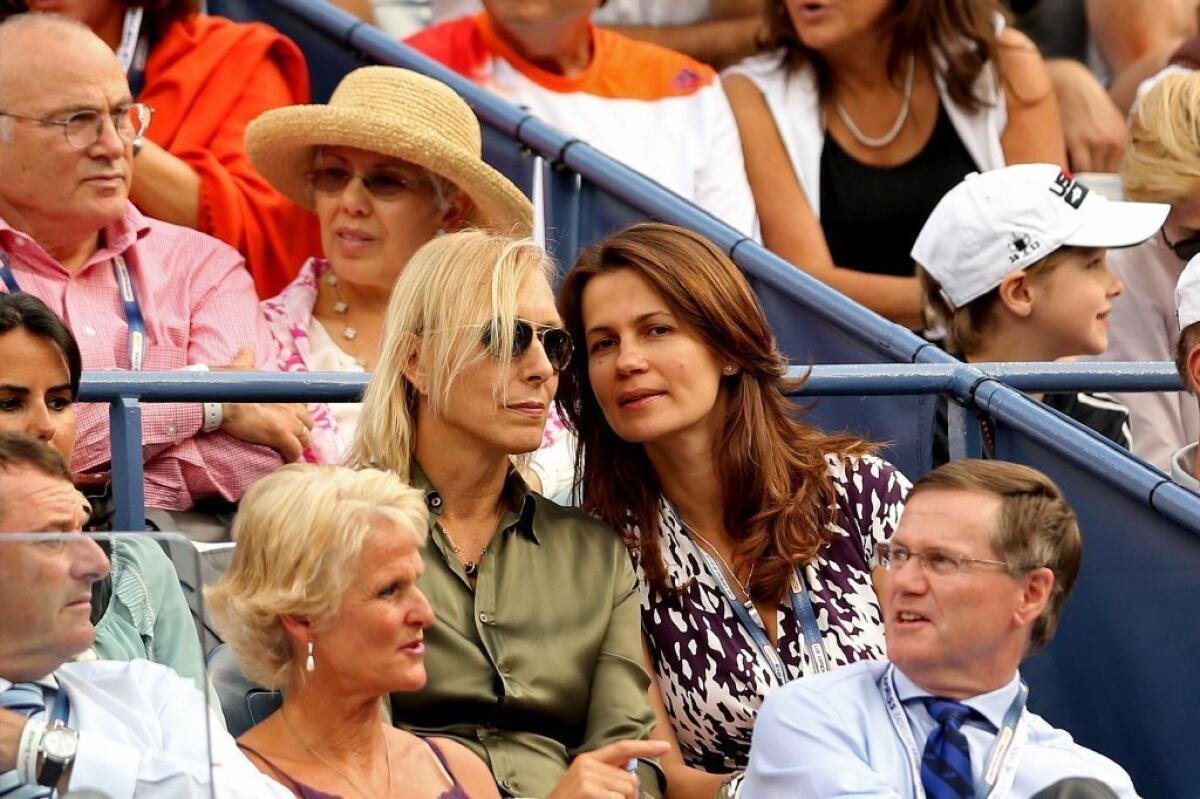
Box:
[236,741,344,799]
[423,738,471,799]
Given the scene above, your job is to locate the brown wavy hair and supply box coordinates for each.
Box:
[557,223,872,604]
[763,0,1010,112]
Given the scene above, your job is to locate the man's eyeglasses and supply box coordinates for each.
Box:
[307,167,428,200]
[872,542,1013,576]
[481,318,574,373]
[0,103,153,150]
[1161,226,1200,263]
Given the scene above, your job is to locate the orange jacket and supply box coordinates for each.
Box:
[141,14,322,297]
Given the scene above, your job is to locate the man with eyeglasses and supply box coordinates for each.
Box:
[0,14,313,538]
[742,459,1140,798]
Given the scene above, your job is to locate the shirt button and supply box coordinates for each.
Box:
[84,326,96,336]
[429,494,443,509]
[165,424,176,437]
[478,612,494,625]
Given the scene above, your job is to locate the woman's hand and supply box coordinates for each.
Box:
[548,739,670,799]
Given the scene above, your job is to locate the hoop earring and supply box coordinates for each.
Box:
[305,641,315,673]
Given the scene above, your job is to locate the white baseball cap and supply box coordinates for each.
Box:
[1176,253,1200,329]
[912,164,1169,309]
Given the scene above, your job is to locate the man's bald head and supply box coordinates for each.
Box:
[0,14,115,111]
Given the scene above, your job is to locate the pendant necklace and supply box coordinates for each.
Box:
[324,273,367,367]
[280,705,393,798]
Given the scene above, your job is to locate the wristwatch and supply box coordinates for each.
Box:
[37,720,78,788]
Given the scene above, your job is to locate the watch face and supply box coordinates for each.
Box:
[42,728,77,760]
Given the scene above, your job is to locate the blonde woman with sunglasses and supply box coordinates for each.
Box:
[348,230,668,799]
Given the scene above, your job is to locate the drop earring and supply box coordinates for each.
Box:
[722,364,736,375]
[305,641,315,673]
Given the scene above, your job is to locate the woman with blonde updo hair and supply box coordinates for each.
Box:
[206,463,498,798]
[1090,70,1200,470]
[348,229,666,799]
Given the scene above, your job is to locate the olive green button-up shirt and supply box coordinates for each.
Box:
[391,465,660,798]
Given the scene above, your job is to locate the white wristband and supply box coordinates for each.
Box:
[17,717,46,785]
[202,402,223,433]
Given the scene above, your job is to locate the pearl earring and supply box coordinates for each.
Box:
[305,641,315,673]
[723,364,736,375]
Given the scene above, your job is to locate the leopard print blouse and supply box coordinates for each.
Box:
[630,454,910,772]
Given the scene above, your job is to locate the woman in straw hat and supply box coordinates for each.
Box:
[247,66,533,465]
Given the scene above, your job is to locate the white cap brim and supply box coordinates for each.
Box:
[1066,198,1170,249]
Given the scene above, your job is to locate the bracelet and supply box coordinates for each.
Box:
[16,717,45,786]
[202,401,223,433]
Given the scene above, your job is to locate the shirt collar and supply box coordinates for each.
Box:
[893,666,1022,731]
[0,672,60,693]
[1171,443,1200,492]
[0,202,149,270]
[409,459,540,544]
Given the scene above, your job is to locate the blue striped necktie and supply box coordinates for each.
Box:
[921,697,980,799]
[0,683,53,798]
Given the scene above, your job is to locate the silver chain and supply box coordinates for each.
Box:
[280,705,392,798]
[834,52,916,149]
[678,516,754,597]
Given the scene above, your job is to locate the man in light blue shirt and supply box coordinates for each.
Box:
[742,459,1139,799]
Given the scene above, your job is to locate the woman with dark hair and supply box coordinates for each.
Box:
[0,292,210,696]
[1,0,319,297]
[557,223,910,798]
[723,0,1065,328]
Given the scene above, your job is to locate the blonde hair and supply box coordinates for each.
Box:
[918,248,1079,355]
[347,229,552,480]
[1122,71,1200,204]
[205,464,429,689]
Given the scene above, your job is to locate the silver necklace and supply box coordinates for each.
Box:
[834,52,916,149]
[324,273,368,368]
[679,517,754,597]
[280,705,392,798]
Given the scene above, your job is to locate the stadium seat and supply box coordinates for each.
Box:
[206,643,282,737]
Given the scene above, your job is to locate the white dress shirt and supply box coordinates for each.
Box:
[1,659,292,798]
[742,660,1141,799]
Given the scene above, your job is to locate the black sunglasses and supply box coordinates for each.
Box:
[1162,226,1200,263]
[481,318,574,372]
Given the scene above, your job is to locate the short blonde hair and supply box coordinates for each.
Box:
[918,248,1078,355]
[1122,71,1200,204]
[347,229,553,481]
[205,464,429,689]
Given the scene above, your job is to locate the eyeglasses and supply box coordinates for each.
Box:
[0,103,153,149]
[1161,226,1200,263]
[873,542,1012,576]
[481,318,575,372]
[307,166,429,199]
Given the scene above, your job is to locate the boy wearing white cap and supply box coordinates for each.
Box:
[1170,256,1200,488]
[913,164,1169,464]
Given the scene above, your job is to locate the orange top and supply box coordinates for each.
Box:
[141,15,322,298]
[405,12,716,100]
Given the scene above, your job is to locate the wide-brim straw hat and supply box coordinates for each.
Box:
[245,66,532,236]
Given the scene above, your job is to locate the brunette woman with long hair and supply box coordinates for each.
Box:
[723,0,1065,328]
[557,223,911,798]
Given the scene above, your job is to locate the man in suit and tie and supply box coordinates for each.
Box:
[742,459,1140,799]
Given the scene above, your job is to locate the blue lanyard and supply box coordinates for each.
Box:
[48,685,71,726]
[0,252,147,370]
[693,545,829,685]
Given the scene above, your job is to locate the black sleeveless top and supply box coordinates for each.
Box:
[819,102,979,277]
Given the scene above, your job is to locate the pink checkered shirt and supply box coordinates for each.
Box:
[0,205,283,511]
